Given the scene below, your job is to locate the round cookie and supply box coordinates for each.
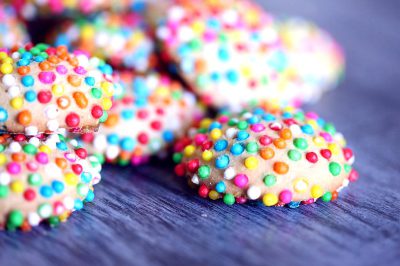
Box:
[0,3,30,49]
[8,0,145,20]
[156,0,344,111]
[173,107,357,207]
[78,71,204,166]
[51,10,155,71]
[0,43,116,135]
[0,133,102,231]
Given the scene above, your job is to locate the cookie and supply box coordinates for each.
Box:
[78,71,204,166]
[8,0,145,20]
[0,3,30,49]
[0,43,116,135]
[155,0,344,111]
[51,10,155,71]
[173,107,357,207]
[0,133,102,231]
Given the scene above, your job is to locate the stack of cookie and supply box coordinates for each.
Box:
[0,0,357,231]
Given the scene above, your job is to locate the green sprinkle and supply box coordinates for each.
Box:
[172,153,183,164]
[293,138,308,150]
[329,162,342,176]
[0,186,9,198]
[294,112,305,122]
[99,112,108,123]
[7,210,24,228]
[0,145,5,152]
[246,142,258,153]
[237,121,248,130]
[344,164,352,173]
[223,194,235,205]
[264,174,277,187]
[28,173,42,186]
[196,75,209,88]
[228,119,237,127]
[288,149,302,161]
[324,123,336,135]
[23,144,37,155]
[321,192,332,202]
[48,216,60,227]
[91,88,102,99]
[198,165,211,179]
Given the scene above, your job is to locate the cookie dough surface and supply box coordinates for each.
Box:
[0,44,116,135]
[0,134,102,230]
[78,71,204,166]
[156,0,344,111]
[51,10,155,71]
[173,107,357,206]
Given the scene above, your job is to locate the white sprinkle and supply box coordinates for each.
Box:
[224,167,236,180]
[247,186,262,200]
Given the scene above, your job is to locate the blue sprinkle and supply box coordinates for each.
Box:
[247,116,260,125]
[214,139,228,152]
[51,181,64,194]
[210,72,221,82]
[74,199,84,210]
[215,154,230,169]
[56,141,68,151]
[120,137,135,151]
[21,75,34,87]
[236,131,249,141]
[121,109,135,120]
[262,113,276,122]
[85,190,95,202]
[163,130,174,143]
[301,124,314,135]
[25,90,36,102]
[230,143,244,155]
[17,58,29,67]
[85,77,95,86]
[208,122,222,131]
[253,108,265,115]
[215,181,226,193]
[226,70,239,84]
[218,47,229,61]
[21,52,33,60]
[81,172,92,184]
[0,107,8,122]
[40,185,53,198]
[107,134,119,145]
[288,201,301,208]
[133,78,150,97]
[317,118,325,127]
[282,112,293,119]
[34,56,45,62]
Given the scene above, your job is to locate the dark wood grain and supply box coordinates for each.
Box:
[1,1,400,266]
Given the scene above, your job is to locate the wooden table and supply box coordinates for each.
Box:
[1,1,399,265]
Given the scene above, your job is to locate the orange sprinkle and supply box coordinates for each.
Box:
[56,45,68,56]
[280,128,292,140]
[104,113,119,127]
[260,147,275,160]
[39,61,51,71]
[57,96,71,109]
[17,66,30,75]
[273,138,286,149]
[195,59,207,73]
[68,57,79,67]
[55,157,68,169]
[48,55,60,64]
[12,152,26,162]
[67,75,82,87]
[73,92,88,108]
[17,110,32,126]
[273,162,289,175]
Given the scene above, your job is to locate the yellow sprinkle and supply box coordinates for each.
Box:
[10,97,24,109]
[328,143,340,156]
[0,52,8,60]
[81,25,95,40]
[0,154,7,166]
[155,86,169,97]
[210,128,222,140]
[244,156,258,170]
[64,173,78,186]
[39,145,51,154]
[10,181,24,193]
[202,150,213,161]
[183,145,195,157]
[52,84,64,96]
[101,98,112,111]
[0,63,13,74]
[192,21,205,34]
[200,118,212,129]
[101,81,114,97]
[262,193,278,206]
[293,178,309,193]
[2,57,13,64]
[306,120,319,130]
[208,190,219,200]
[311,185,324,198]
[59,212,70,222]
[313,136,326,147]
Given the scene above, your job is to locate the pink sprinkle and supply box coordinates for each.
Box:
[218,115,229,124]
[74,66,87,75]
[36,152,49,164]
[279,190,293,204]
[233,174,249,188]
[305,112,319,120]
[320,132,333,142]
[236,196,247,204]
[26,161,39,172]
[65,152,76,162]
[7,162,21,175]
[56,65,68,75]
[203,31,217,42]
[194,134,207,145]
[250,123,265,132]
[38,71,56,84]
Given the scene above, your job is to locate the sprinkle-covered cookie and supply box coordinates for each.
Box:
[0,44,116,135]
[156,0,344,111]
[52,10,155,71]
[78,71,204,166]
[0,133,102,231]
[173,107,357,207]
[0,3,30,49]
[8,0,145,20]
